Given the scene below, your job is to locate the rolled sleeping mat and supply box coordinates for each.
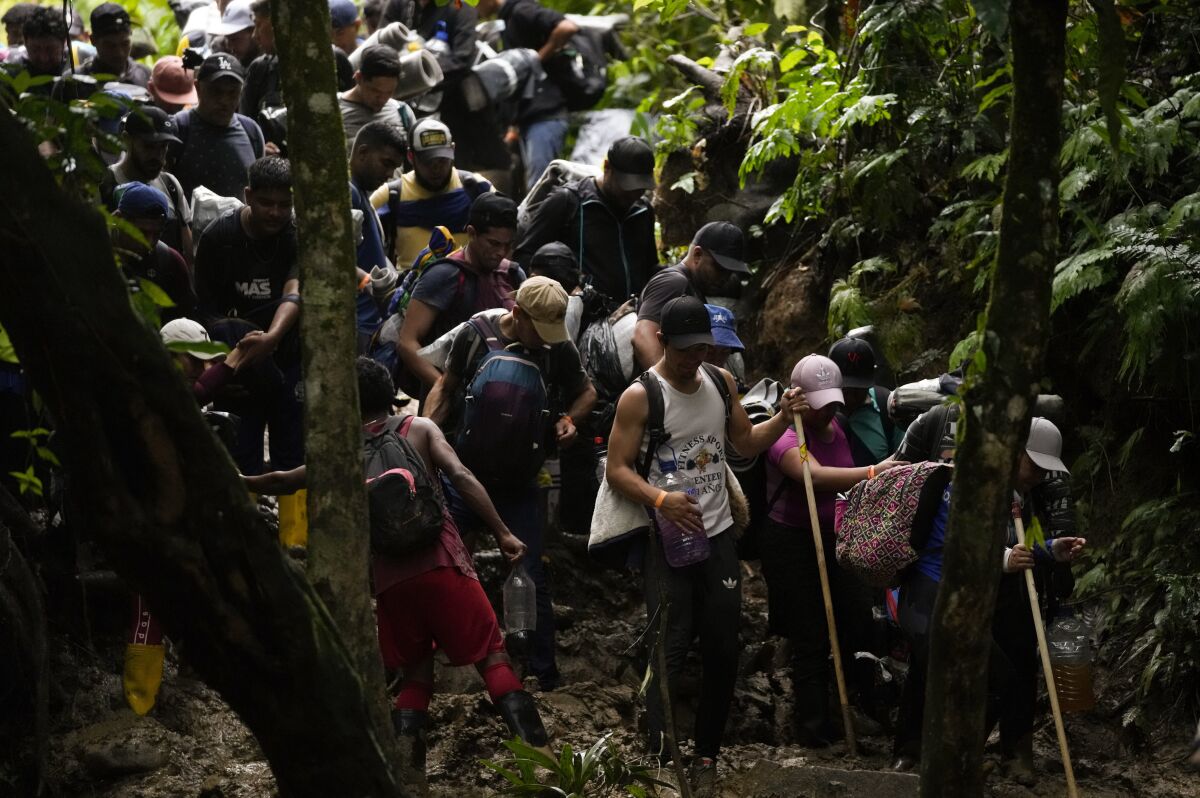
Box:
[396,49,444,100]
[462,47,540,111]
[349,21,421,69]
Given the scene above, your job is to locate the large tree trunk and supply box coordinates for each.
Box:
[0,112,401,797]
[918,1,1067,796]
[0,486,49,796]
[270,0,401,772]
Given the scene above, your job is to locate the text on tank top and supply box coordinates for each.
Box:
[643,368,733,538]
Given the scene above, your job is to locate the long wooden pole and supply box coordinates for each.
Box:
[793,420,857,756]
[1011,510,1078,798]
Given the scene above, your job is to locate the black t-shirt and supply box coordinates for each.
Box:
[194,208,300,362]
[499,0,567,121]
[77,56,150,87]
[442,312,588,436]
[636,264,705,324]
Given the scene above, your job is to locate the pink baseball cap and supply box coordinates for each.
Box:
[149,56,199,106]
[790,354,844,409]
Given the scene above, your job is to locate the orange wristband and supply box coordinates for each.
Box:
[868,465,877,479]
[654,490,667,509]
[358,273,371,291]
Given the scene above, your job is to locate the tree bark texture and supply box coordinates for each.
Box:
[270,1,405,782]
[918,2,1066,796]
[0,111,400,797]
[0,487,49,796]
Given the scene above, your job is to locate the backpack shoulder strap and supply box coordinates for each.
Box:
[398,414,415,437]
[873,385,896,447]
[700,362,733,423]
[636,369,669,479]
[468,313,504,353]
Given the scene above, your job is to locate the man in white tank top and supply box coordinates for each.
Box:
[606,296,805,782]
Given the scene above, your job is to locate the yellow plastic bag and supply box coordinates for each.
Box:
[123,643,165,716]
[278,490,309,548]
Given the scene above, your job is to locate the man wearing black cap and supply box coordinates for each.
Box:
[77,3,150,87]
[827,337,902,467]
[632,221,749,371]
[515,136,659,312]
[169,53,266,202]
[103,107,193,262]
[395,193,526,393]
[606,295,803,780]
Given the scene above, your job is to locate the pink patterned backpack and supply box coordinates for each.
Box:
[835,462,953,587]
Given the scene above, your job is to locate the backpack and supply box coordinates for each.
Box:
[543,28,608,111]
[455,315,552,490]
[726,378,784,560]
[834,461,954,587]
[362,415,445,557]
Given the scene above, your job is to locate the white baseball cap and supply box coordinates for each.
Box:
[161,318,222,360]
[211,0,253,36]
[1025,417,1068,473]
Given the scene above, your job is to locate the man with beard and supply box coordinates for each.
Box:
[370,119,492,269]
[194,156,303,475]
[514,136,659,314]
[4,6,67,93]
[103,107,194,263]
[632,221,750,371]
[76,4,150,87]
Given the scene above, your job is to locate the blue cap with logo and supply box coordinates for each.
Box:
[115,181,173,220]
[705,304,744,352]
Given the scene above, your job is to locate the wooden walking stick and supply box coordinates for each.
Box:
[793,419,858,756]
[1011,506,1079,798]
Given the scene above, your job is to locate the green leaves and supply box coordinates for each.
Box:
[482,734,670,796]
[165,340,231,357]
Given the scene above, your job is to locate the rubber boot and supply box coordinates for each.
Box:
[123,643,165,715]
[1002,732,1036,786]
[391,709,429,790]
[495,690,549,748]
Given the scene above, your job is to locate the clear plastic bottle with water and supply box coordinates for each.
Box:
[502,563,537,634]
[654,459,709,567]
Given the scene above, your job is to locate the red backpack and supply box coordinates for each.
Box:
[834,462,953,587]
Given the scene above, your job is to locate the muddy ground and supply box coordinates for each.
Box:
[39,532,1200,798]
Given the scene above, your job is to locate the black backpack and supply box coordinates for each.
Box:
[543,29,608,111]
[362,415,445,557]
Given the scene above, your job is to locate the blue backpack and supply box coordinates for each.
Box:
[455,315,551,490]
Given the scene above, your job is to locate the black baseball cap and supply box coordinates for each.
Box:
[196,53,245,84]
[607,136,655,192]
[468,192,518,231]
[91,3,132,37]
[660,296,714,349]
[692,221,748,274]
[828,337,876,389]
[120,106,182,144]
[530,241,577,271]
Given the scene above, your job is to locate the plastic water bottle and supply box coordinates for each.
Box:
[594,436,607,485]
[655,459,709,567]
[426,20,450,56]
[502,563,537,634]
[1047,610,1095,712]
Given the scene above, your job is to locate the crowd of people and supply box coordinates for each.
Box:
[1,1,1089,791]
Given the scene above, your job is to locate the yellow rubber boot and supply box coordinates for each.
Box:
[277,489,309,548]
[123,643,165,716]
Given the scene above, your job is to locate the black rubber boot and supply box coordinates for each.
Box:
[391,708,429,785]
[495,690,549,747]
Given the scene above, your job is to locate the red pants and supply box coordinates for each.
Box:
[376,566,505,668]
